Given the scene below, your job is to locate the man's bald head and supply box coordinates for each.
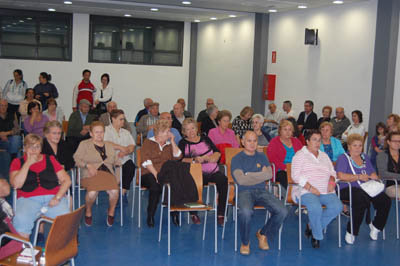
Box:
[268,103,277,113]
[335,107,345,119]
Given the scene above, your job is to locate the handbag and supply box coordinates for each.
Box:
[344,153,384,197]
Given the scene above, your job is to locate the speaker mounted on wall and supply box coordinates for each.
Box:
[305,28,318,45]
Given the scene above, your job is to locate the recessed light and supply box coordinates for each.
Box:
[269,9,277,13]
[194,19,200,23]
[26,17,32,20]
[64,1,72,4]
[48,8,56,12]
[298,5,307,9]
[112,30,116,32]
[12,23,16,25]
[56,27,60,30]
[210,17,217,20]
[99,32,103,34]
[6,25,11,27]
[146,26,152,29]
[229,15,237,18]
[19,20,24,23]
[150,8,159,11]
[182,1,191,4]
[333,0,344,4]
[124,14,131,17]
[129,29,134,31]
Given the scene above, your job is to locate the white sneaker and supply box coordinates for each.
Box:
[345,232,355,244]
[369,223,380,241]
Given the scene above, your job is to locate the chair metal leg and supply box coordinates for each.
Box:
[203,210,208,241]
[131,175,136,218]
[395,181,399,239]
[71,169,75,210]
[158,187,165,242]
[222,184,230,239]
[298,199,302,251]
[138,188,142,228]
[278,225,282,250]
[187,212,189,224]
[71,257,75,266]
[179,212,182,227]
[168,187,171,256]
[234,190,238,252]
[214,204,217,254]
[120,168,123,227]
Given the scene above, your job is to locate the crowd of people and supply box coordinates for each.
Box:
[0,68,399,258]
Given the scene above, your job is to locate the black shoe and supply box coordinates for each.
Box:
[305,224,312,238]
[311,237,320,248]
[147,216,155,228]
[171,213,179,227]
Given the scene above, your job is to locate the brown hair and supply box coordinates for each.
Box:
[347,133,364,146]
[319,121,333,132]
[154,119,170,136]
[387,131,400,142]
[240,106,254,118]
[24,133,43,147]
[388,113,400,124]
[46,98,57,107]
[110,109,124,121]
[278,119,294,136]
[43,120,62,134]
[322,105,332,116]
[90,121,105,132]
[216,110,232,122]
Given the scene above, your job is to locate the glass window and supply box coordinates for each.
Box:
[0,8,72,61]
[89,15,183,66]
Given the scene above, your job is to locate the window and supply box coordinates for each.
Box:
[0,8,72,61]
[89,15,184,66]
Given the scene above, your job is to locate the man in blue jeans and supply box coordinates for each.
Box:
[231,131,288,255]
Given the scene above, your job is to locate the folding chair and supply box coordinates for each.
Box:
[131,147,146,227]
[158,163,217,255]
[384,179,399,239]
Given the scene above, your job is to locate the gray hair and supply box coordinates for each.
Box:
[251,113,264,123]
[107,101,117,108]
[206,104,218,115]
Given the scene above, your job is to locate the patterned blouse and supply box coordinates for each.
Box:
[232,116,252,138]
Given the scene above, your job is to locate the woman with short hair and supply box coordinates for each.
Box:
[251,114,269,152]
[24,101,49,137]
[201,104,219,135]
[43,98,65,124]
[342,110,365,143]
[232,106,254,141]
[317,105,332,128]
[319,122,345,162]
[18,88,42,120]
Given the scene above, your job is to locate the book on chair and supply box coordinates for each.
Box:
[184,202,206,208]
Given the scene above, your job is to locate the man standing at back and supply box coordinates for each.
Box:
[72,69,96,111]
[231,131,288,255]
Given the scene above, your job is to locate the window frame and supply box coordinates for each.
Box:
[89,15,184,66]
[0,8,73,61]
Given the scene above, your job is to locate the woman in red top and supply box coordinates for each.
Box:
[10,134,71,238]
[267,120,303,190]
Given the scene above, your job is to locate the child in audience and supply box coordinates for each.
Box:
[370,122,386,169]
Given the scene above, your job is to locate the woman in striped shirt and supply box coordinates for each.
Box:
[291,129,343,248]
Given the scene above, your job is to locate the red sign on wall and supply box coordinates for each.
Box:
[263,74,276,101]
[272,51,277,63]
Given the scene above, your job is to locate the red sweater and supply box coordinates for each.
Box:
[76,80,95,105]
[266,136,303,173]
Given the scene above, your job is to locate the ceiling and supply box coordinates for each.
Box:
[0,0,370,22]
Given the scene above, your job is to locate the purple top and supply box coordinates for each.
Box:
[24,114,49,137]
[335,153,376,189]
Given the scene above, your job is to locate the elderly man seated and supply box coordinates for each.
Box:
[99,101,132,133]
[66,99,97,153]
[0,99,22,160]
[147,112,182,144]
[137,102,160,138]
[231,131,288,255]
[262,103,287,140]
[135,98,153,124]
[331,107,351,139]
[172,103,189,134]
[197,98,214,122]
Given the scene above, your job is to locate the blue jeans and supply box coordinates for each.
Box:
[0,135,22,155]
[261,125,278,141]
[300,193,343,240]
[13,195,69,235]
[238,188,288,245]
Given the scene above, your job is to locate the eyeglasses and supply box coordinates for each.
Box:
[390,140,400,143]
[27,144,41,150]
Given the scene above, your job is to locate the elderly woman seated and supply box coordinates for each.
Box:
[336,133,391,244]
[319,122,345,163]
[377,131,400,199]
[201,104,219,135]
[74,121,120,227]
[178,118,228,225]
[251,114,269,152]
[10,134,71,238]
[24,101,49,137]
[267,119,303,190]
[291,129,343,248]
[141,119,182,227]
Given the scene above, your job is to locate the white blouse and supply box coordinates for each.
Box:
[342,123,365,142]
[104,125,135,164]
[94,85,113,103]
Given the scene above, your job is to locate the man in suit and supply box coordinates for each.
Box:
[297,100,318,134]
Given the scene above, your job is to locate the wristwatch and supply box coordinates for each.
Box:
[55,195,62,201]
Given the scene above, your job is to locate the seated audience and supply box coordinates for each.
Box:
[104,109,136,201]
[33,72,58,111]
[99,101,131,133]
[10,134,71,238]
[317,105,332,128]
[292,129,343,248]
[66,99,97,153]
[282,100,296,118]
[370,122,386,169]
[73,121,120,227]
[251,114,269,152]
[172,103,189,134]
[43,98,65,124]
[267,120,303,190]
[232,131,288,255]
[197,98,214,122]
[177,98,192,117]
[135,98,153,123]
[141,120,182,227]
[201,104,219,135]
[297,100,318,133]
[377,131,400,199]
[232,106,254,142]
[94,73,113,116]
[2,69,28,119]
[19,88,42,120]
[336,134,391,244]
[72,69,96,111]
[386,113,400,133]
[342,110,365,143]
[208,110,239,164]
[319,122,345,162]
[137,102,160,137]
[0,99,21,160]
[178,118,228,225]
[42,121,74,172]
[24,101,49,137]
[262,103,286,140]
[147,112,182,144]
[331,107,351,139]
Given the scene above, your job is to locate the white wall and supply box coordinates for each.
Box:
[195,14,255,118]
[0,13,191,122]
[267,0,378,128]
[393,11,400,115]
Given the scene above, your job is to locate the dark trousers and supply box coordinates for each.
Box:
[122,160,135,190]
[276,170,288,190]
[7,103,20,121]
[340,187,392,235]
[141,173,161,217]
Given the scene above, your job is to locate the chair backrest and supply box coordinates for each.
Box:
[44,205,85,266]
[136,147,141,185]
[62,121,68,135]
[228,123,232,129]
[190,163,204,204]
[363,131,368,152]
[225,148,244,203]
[197,122,202,134]
[136,133,142,146]
[285,163,295,204]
